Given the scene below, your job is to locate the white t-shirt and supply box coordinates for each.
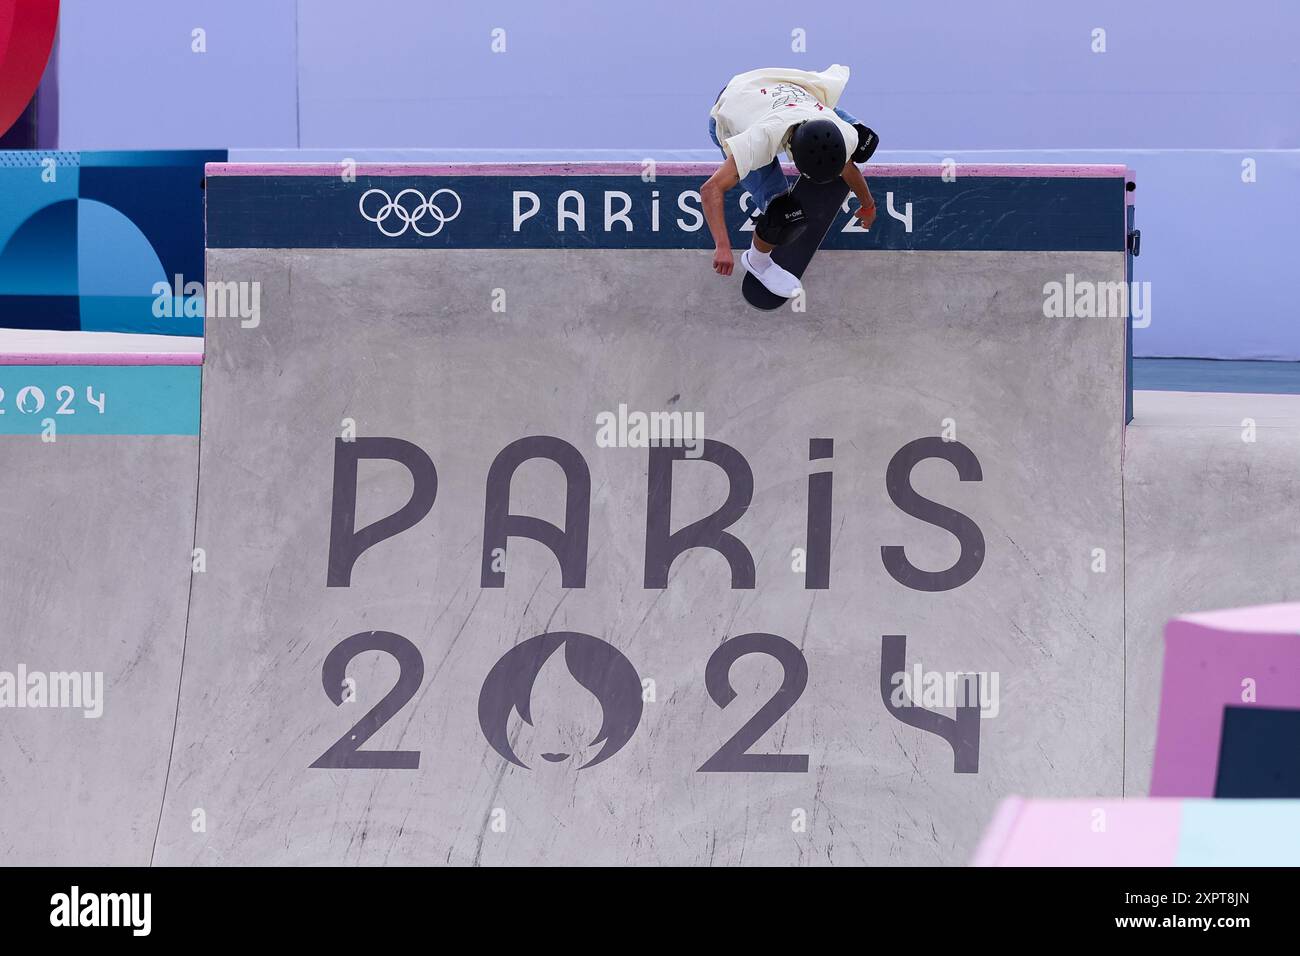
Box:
[710,65,860,178]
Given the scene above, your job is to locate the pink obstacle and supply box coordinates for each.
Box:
[1150,603,1300,797]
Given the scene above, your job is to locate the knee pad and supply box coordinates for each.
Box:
[753,192,808,246]
[851,124,879,164]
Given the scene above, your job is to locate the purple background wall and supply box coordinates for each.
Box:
[54,0,1300,358]
[58,0,298,149]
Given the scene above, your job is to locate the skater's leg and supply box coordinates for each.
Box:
[740,162,802,296]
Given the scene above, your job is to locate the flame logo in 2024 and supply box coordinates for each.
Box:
[15,385,44,414]
[477,631,643,770]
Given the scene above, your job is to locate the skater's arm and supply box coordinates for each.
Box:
[842,161,877,228]
[701,156,740,275]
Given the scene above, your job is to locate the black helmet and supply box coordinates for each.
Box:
[790,119,845,183]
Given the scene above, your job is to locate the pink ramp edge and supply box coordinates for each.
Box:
[206,162,1130,179]
[970,796,1025,866]
[0,352,201,365]
[1149,603,1300,796]
[974,799,1182,867]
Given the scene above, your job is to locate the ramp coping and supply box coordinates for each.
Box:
[206,161,1131,178]
[0,352,203,366]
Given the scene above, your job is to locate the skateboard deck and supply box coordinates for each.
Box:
[741,177,852,311]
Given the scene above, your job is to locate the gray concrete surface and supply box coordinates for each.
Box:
[151,248,1127,865]
[6,259,1297,864]
[0,435,196,865]
[1122,390,1300,792]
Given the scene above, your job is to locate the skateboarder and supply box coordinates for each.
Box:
[702,64,878,298]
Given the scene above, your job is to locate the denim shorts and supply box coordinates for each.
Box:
[709,90,861,214]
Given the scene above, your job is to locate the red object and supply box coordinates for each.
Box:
[0,0,60,138]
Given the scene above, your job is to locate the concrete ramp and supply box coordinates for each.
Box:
[154,163,1130,865]
[0,362,199,865]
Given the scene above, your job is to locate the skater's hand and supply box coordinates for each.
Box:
[854,200,877,229]
[712,246,734,276]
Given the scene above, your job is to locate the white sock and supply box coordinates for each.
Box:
[747,246,773,272]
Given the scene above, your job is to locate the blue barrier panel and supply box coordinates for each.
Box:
[0,365,200,435]
[0,150,224,336]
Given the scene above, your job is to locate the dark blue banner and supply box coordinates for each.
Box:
[207,173,1126,252]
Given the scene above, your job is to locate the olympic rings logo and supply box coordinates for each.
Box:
[358,187,462,238]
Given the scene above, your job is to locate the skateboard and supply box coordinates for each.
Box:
[741,176,851,310]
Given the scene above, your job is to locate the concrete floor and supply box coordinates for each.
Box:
[1123,390,1300,792]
